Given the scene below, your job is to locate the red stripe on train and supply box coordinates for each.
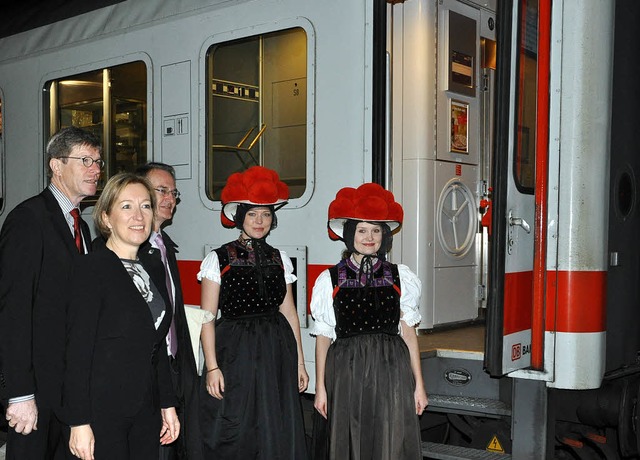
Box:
[307,264,332,313]
[177,260,202,306]
[504,271,533,335]
[504,270,606,336]
[548,271,606,333]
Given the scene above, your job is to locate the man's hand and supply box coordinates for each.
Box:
[6,399,38,434]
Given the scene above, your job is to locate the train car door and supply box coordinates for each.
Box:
[486,0,541,375]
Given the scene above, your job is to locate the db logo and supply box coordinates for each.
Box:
[511,343,521,361]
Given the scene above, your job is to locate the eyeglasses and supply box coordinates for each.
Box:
[59,156,105,169]
[154,187,181,199]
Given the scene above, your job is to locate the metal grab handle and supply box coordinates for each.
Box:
[211,124,267,168]
[508,210,531,233]
[246,124,267,150]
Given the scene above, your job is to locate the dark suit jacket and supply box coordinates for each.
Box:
[139,231,203,459]
[0,188,90,408]
[62,247,177,425]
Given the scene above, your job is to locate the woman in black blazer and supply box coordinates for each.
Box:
[63,173,180,460]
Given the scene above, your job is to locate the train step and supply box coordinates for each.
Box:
[422,441,512,460]
[427,394,511,417]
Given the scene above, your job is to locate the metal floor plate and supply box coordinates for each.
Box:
[422,441,512,460]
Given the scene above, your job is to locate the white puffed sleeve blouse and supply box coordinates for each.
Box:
[310,263,422,341]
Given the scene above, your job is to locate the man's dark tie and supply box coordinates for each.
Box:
[155,233,178,357]
[70,208,83,254]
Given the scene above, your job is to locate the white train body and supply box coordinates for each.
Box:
[0,0,381,391]
[3,0,640,457]
[0,0,497,388]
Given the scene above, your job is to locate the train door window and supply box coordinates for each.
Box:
[44,61,147,184]
[514,0,538,192]
[205,27,307,200]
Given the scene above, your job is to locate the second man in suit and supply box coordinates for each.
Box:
[136,162,201,460]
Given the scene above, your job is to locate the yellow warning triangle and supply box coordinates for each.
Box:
[486,435,505,453]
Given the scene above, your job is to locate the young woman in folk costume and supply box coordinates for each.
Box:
[311,183,428,460]
[198,166,308,459]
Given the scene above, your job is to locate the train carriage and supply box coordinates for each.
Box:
[1,0,640,458]
[0,0,378,389]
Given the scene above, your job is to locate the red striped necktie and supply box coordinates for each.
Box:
[70,208,83,254]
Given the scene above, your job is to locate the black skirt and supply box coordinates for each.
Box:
[325,333,421,460]
[199,312,307,459]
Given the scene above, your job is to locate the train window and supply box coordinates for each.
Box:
[44,61,147,185]
[205,27,307,201]
[513,0,538,192]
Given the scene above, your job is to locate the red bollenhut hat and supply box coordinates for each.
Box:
[220,166,289,228]
[327,183,403,240]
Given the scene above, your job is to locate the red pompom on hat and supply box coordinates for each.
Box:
[327,183,403,240]
[220,166,289,228]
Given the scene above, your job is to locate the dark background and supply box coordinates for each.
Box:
[0,0,124,39]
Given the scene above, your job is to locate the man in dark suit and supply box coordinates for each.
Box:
[136,162,201,460]
[0,126,103,459]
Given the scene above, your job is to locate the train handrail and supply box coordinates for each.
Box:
[211,123,267,167]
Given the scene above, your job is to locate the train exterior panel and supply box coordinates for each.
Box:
[0,0,380,393]
[2,0,640,458]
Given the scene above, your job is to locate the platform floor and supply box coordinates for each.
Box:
[418,324,485,357]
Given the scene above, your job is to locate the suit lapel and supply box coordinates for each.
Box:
[162,231,180,281]
[80,219,92,253]
[161,230,184,306]
[42,188,81,256]
[138,242,172,312]
[105,248,163,333]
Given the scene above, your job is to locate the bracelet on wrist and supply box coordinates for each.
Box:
[207,367,219,373]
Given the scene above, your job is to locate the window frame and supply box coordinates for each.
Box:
[512,0,538,195]
[41,53,153,190]
[198,18,316,211]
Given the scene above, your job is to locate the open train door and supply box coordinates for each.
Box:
[486,0,546,376]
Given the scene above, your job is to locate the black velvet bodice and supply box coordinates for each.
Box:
[329,258,401,338]
[215,240,286,318]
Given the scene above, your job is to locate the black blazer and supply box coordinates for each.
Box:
[139,231,199,377]
[62,247,177,425]
[0,188,90,407]
[139,231,203,459]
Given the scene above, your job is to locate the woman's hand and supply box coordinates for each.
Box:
[414,384,429,415]
[206,368,225,399]
[314,387,328,419]
[69,424,95,460]
[298,365,309,393]
[160,407,180,445]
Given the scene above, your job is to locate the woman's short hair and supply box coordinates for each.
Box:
[93,172,156,239]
